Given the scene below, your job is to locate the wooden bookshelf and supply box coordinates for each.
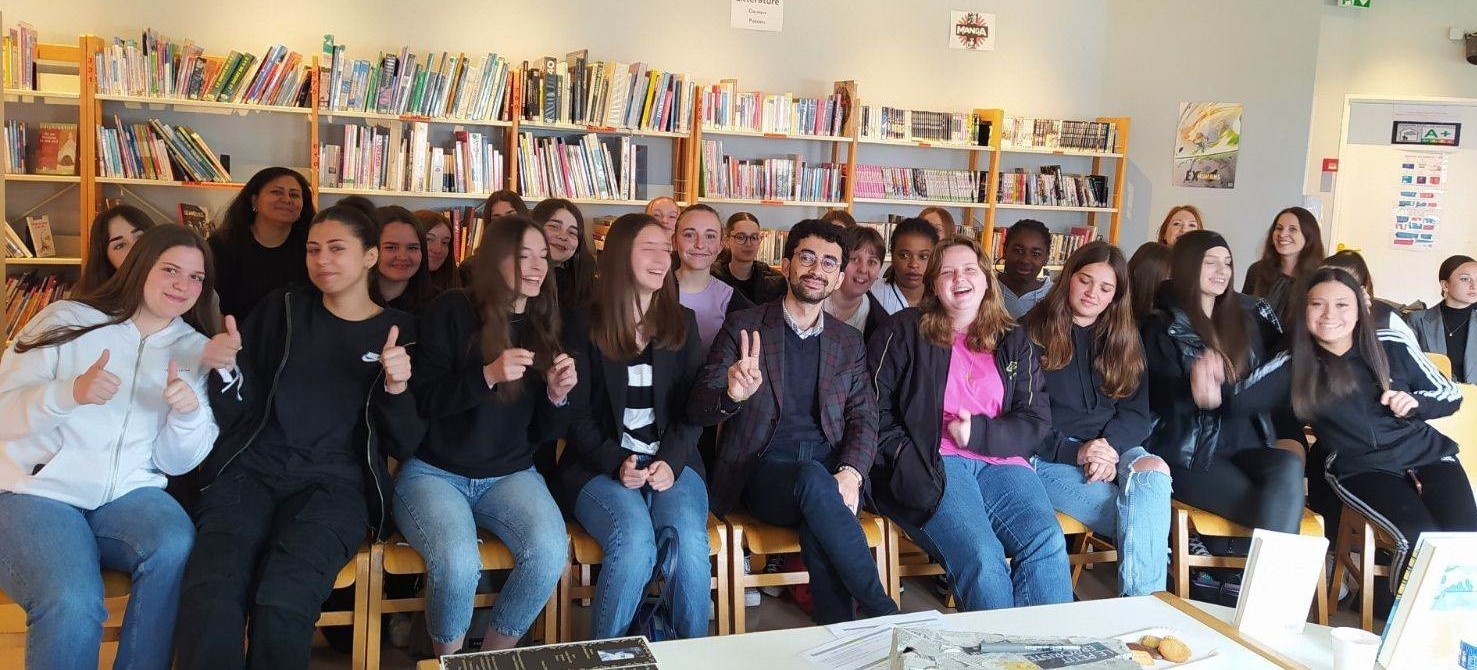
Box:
[318,186,494,201]
[6,256,82,265]
[94,93,311,115]
[319,109,512,128]
[5,173,82,183]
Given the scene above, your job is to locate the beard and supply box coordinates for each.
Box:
[789,273,832,304]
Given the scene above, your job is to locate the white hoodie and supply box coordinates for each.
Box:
[0,300,218,509]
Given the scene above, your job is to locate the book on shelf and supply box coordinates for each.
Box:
[4,272,74,344]
[93,29,310,107]
[859,105,984,145]
[96,116,231,182]
[33,123,78,176]
[178,202,213,237]
[989,225,1093,266]
[516,131,643,201]
[318,121,504,194]
[3,120,26,174]
[429,205,484,264]
[1377,532,1477,669]
[852,165,982,204]
[1001,117,1119,153]
[2,22,38,91]
[699,140,843,202]
[3,220,35,258]
[698,81,848,137]
[320,36,515,122]
[25,215,55,258]
[995,166,1109,208]
[519,55,694,134]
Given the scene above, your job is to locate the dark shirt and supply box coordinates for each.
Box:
[1441,304,1474,381]
[210,228,310,319]
[1038,325,1151,464]
[240,300,400,486]
[771,326,826,451]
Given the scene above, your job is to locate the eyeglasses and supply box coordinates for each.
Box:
[794,249,841,273]
[729,233,762,244]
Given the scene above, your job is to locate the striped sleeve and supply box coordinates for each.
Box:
[1380,329,1462,419]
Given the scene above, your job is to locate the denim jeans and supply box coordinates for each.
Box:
[890,456,1073,611]
[391,459,568,642]
[0,487,193,670]
[741,439,898,625]
[1031,445,1172,596]
[575,466,711,640]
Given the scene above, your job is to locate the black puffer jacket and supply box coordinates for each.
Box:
[1140,285,1282,471]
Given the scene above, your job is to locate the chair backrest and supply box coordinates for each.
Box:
[1425,352,1454,379]
[1428,382,1477,486]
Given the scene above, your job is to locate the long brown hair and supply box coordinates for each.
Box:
[532,198,596,309]
[591,213,688,361]
[375,205,435,312]
[216,166,315,243]
[414,209,463,292]
[467,215,562,400]
[1288,267,1390,421]
[483,189,529,217]
[1128,242,1172,320]
[1156,205,1202,245]
[1026,241,1144,398]
[79,205,156,295]
[1168,230,1250,378]
[1247,206,1323,296]
[17,225,218,352]
[919,236,1013,351]
[918,206,956,237]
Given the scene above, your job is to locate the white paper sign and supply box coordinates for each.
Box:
[732,0,784,32]
[1233,528,1329,644]
[949,11,996,51]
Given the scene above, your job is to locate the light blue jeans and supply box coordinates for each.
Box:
[1031,445,1172,596]
[889,456,1074,611]
[390,459,568,642]
[574,466,711,640]
[0,487,194,670]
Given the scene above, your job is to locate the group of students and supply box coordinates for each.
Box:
[0,164,1474,670]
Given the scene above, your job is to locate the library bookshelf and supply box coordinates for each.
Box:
[3,26,1132,351]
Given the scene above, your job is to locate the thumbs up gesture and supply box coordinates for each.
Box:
[946,410,972,450]
[162,360,200,414]
[381,326,412,395]
[201,315,242,371]
[73,350,121,406]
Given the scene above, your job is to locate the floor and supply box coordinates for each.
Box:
[304,561,1381,670]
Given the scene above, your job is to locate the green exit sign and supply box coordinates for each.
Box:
[1339,0,1371,7]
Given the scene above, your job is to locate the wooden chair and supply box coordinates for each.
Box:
[316,545,374,670]
[723,510,889,634]
[365,531,561,670]
[1169,500,1329,625]
[0,569,130,666]
[1428,382,1477,484]
[1327,502,1395,632]
[558,514,731,641]
[1057,512,1120,586]
[1424,352,1453,380]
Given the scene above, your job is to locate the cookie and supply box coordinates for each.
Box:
[1158,636,1191,663]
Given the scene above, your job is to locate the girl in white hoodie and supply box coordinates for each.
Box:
[0,224,228,670]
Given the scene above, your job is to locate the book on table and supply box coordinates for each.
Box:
[1377,532,1477,669]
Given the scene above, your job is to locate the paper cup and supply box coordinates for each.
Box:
[1331,627,1380,670]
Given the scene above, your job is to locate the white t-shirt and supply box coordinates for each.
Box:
[870,281,911,315]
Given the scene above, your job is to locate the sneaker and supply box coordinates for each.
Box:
[760,556,786,597]
[743,554,762,607]
[933,574,952,599]
[1187,532,1212,557]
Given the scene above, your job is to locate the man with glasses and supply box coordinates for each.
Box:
[691,220,899,625]
[711,212,789,306]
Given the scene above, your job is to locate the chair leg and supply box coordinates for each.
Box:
[364,544,385,670]
[883,520,901,606]
[558,560,574,644]
[1329,514,1353,617]
[1359,522,1376,632]
[1171,507,1190,598]
[578,564,593,607]
[714,524,731,636]
[729,525,747,635]
[541,588,560,645]
[351,548,371,670]
[1313,561,1329,626]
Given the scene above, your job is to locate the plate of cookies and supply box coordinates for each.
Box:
[1113,628,1217,668]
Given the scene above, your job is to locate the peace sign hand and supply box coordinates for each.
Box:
[725,330,763,403]
[381,326,412,395]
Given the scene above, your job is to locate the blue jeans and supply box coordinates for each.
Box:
[574,467,711,640]
[891,456,1073,611]
[391,459,568,642]
[1032,445,1172,596]
[0,488,193,670]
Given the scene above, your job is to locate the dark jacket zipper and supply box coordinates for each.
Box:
[206,291,296,487]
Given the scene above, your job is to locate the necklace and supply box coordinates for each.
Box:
[1448,319,1470,338]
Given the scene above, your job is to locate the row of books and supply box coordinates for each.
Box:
[96,116,231,182]
[852,165,982,203]
[987,225,1093,266]
[318,122,505,194]
[858,105,981,145]
[434,206,484,265]
[698,141,843,202]
[857,215,983,260]
[515,132,646,202]
[1001,117,1119,153]
[94,30,309,107]
[3,216,56,259]
[2,22,38,91]
[4,272,73,343]
[3,121,79,176]
[320,39,515,122]
[520,53,694,134]
[995,168,1111,209]
[698,82,848,137]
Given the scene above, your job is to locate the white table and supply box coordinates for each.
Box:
[649,594,1336,669]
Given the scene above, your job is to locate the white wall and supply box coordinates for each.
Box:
[1305,0,1477,241]
[1102,0,1323,275]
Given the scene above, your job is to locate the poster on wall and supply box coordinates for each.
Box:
[949,11,996,51]
[1390,151,1448,251]
[1174,102,1243,189]
[731,0,783,32]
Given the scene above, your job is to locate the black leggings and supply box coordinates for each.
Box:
[1170,447,1306,535]
[1329,457,1477,592]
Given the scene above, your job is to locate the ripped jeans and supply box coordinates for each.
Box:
[1031,445,1172,596]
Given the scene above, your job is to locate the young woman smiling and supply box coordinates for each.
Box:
[208,167,316,319]
[77,205,156,295]
[823,225,888,339]
[1243,207,1324,322]
[533,198,597,312]
[375,206,435,314]
[1,225,220,670]
[870,218,939,315]
[673,204,753,349]
[1156,205,1203,247]
[415,209,462,293]
[1195,267,1475,589]
[645,196,681,235]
